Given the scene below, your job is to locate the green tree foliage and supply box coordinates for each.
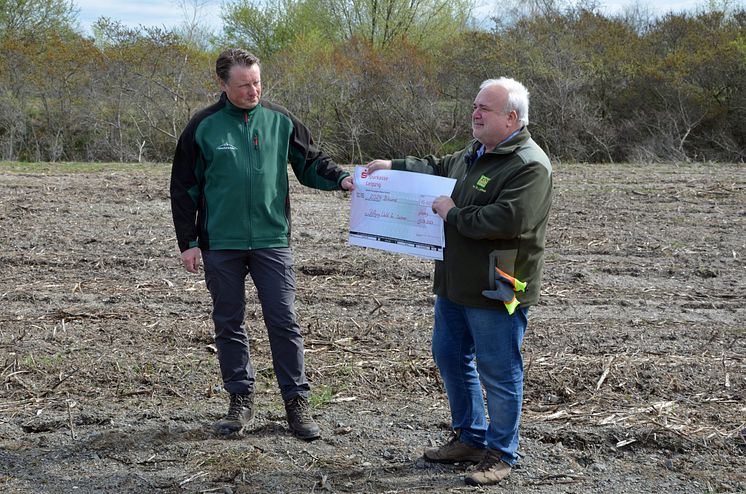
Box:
[0,0,78,36]
[221,0,339,60]
[265,35,455,163]
[0,19,211,161]
[92,19,214,162]
[0,1,744,163]
[629,11,746,161]
[326,0,474,49]
[221,0,473,57]
[503,8,644,162]
[442,3,746,162]
[0,28,100,160]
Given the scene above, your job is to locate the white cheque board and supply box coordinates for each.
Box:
[348,166,456,260]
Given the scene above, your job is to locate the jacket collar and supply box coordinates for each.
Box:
[221,92,262,117]
[492,126,531,154]
[465,126,531,165]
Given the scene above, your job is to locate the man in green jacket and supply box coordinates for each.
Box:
[366,77,552,485]
[170,48,353,440]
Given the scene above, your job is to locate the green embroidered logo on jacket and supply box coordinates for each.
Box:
[473,175,491,192]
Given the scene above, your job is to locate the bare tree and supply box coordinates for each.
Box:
[172,0,218,49]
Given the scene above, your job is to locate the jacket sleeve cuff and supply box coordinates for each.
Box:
[179,239,198,252]
[336,171,351,188]
[391,159,406,170]
[446,207,460,224]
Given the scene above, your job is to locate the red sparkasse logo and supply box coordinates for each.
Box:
[361,170,369,179]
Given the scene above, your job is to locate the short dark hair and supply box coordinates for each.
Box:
[215,48,260,83]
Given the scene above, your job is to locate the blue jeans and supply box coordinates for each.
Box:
[432,296,528,465]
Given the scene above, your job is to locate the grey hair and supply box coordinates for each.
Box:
[480,77,530,126]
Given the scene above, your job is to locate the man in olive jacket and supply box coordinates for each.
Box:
[366,77,552,486]
[170,48,353,440]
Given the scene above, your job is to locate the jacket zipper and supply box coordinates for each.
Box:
[244,111,252,248]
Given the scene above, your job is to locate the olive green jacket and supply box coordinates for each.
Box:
[392,127,552,308]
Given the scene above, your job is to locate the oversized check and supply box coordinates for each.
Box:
[348,166,456,260]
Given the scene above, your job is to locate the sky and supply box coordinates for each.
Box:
[73,0,714,35]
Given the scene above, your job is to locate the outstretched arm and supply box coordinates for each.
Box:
[340,175,355,190]
[365,159,392,174]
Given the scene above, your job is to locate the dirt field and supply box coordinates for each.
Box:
[1,161,744,493]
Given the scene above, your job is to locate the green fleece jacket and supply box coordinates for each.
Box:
[170,93,349,253]
[392,127,552,308]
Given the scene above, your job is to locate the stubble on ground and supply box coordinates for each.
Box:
[0,162,744,493]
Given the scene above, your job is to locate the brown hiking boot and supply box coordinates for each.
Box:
[423,431,486,464]
[284,395,320,440]
[213,393,254,435]
[464,449,512,486]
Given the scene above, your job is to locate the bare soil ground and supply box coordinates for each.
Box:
[0,161,744,494]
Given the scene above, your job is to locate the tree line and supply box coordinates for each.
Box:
[1,0,744,164]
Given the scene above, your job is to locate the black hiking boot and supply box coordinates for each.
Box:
[213,393,254,435]
[284,395,320,440]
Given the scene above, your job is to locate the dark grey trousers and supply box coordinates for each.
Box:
[202,248,309,401]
